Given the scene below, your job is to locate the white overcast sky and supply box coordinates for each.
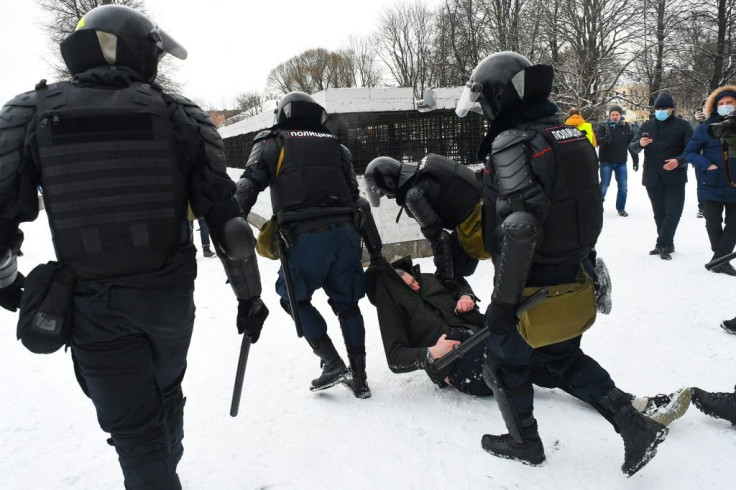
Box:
[0,0,440,108]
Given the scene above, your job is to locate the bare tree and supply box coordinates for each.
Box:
[266,48,357,95]
[234,91,265,117]
[674,0,736,93]
[343,35,383,87]
[36,0,181,92]
[376,1,437,98]
[439,0,491,83]
[536,0,639,118]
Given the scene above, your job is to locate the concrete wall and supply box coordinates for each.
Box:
[225,167,432,262]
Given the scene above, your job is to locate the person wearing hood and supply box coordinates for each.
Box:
[0,6,268,488]
[683,86,736,276]
[454,51,670,476]
[629,93,694,260]
[596,105,640,217]
[234,92,371,399]
[565,108,597,146]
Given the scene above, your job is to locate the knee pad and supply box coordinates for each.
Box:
[279,298,312,314]
[327,299,361,321]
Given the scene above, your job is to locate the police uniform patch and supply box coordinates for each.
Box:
[547,126,587,143]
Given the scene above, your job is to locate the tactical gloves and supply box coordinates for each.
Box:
[0,273,25,312]
[237,297,269,343]
[485,302,518,335]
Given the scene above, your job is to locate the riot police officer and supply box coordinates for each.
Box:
[0,6,266,489]
[364,153,486,288]
[235,92,372,399]
[455,51,669,476]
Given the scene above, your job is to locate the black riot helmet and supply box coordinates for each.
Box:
[364,156,418,206]
[60,5,187,82]
[275,91,328,127]
[455,51,554,122]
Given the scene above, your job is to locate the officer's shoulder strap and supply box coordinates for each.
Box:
[491,129,532,154]
[166,93,223,147]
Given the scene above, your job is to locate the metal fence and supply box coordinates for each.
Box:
[222,109,487,173]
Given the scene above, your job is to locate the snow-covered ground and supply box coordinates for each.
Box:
[1,171,735,489]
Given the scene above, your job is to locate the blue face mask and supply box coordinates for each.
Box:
[655,110,670,121]
[717,105,736,117]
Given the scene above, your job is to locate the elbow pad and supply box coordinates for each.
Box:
[492,211,540,306]
[216,216,256,260]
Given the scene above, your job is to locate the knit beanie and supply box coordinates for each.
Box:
[654,93,675,109]
[608,105,623,115]
[714,90,736,105]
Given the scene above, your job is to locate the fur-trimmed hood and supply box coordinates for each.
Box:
[704,84,736,117]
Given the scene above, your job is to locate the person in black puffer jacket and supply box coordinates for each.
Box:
[629,93,694,260]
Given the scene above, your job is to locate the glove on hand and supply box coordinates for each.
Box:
[0,273,25,312]
[485,302,518,335]
[237,297,269,343]
[633,162,639,172]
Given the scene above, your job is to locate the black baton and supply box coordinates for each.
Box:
[705,251,736,270]
[230,334,252,417]
[276,233,303,338]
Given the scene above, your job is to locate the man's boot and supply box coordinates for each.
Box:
[346,346,371,399]
[481,418,545,466]
[309,335,348,392]
[721,317,736,334]
[692,386,736,426]
[596,387,669,476]
[481,355,545,466]
[202,245,215,258]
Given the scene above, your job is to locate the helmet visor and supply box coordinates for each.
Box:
[455,82,485,118]
[366,187,382,207]
[152,28,187,60]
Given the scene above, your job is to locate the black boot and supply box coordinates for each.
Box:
[721,317,736,334]
[347,346,371,399]
[481,355,545,466]
[309,335,348,392]
[202,245,215,258]
[597,387,669,477]
[481,419,545,466]
[692,386,736,426]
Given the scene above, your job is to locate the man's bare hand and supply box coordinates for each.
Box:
[640,137,653,147]
[428,334,461,360]
[663,159,679,171]
[455,295,475,314]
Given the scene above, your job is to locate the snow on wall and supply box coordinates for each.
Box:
[218,86,464,140]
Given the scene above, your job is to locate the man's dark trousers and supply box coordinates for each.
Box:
[646,183,686,249]
[703,200,736,257]
[71,283,194,490]
[276,223,366,348]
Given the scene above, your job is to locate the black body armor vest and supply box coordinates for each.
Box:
[35,82,188,280]
[269,129,353,215]
[416,154,481,227]
[529,124,603,266]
